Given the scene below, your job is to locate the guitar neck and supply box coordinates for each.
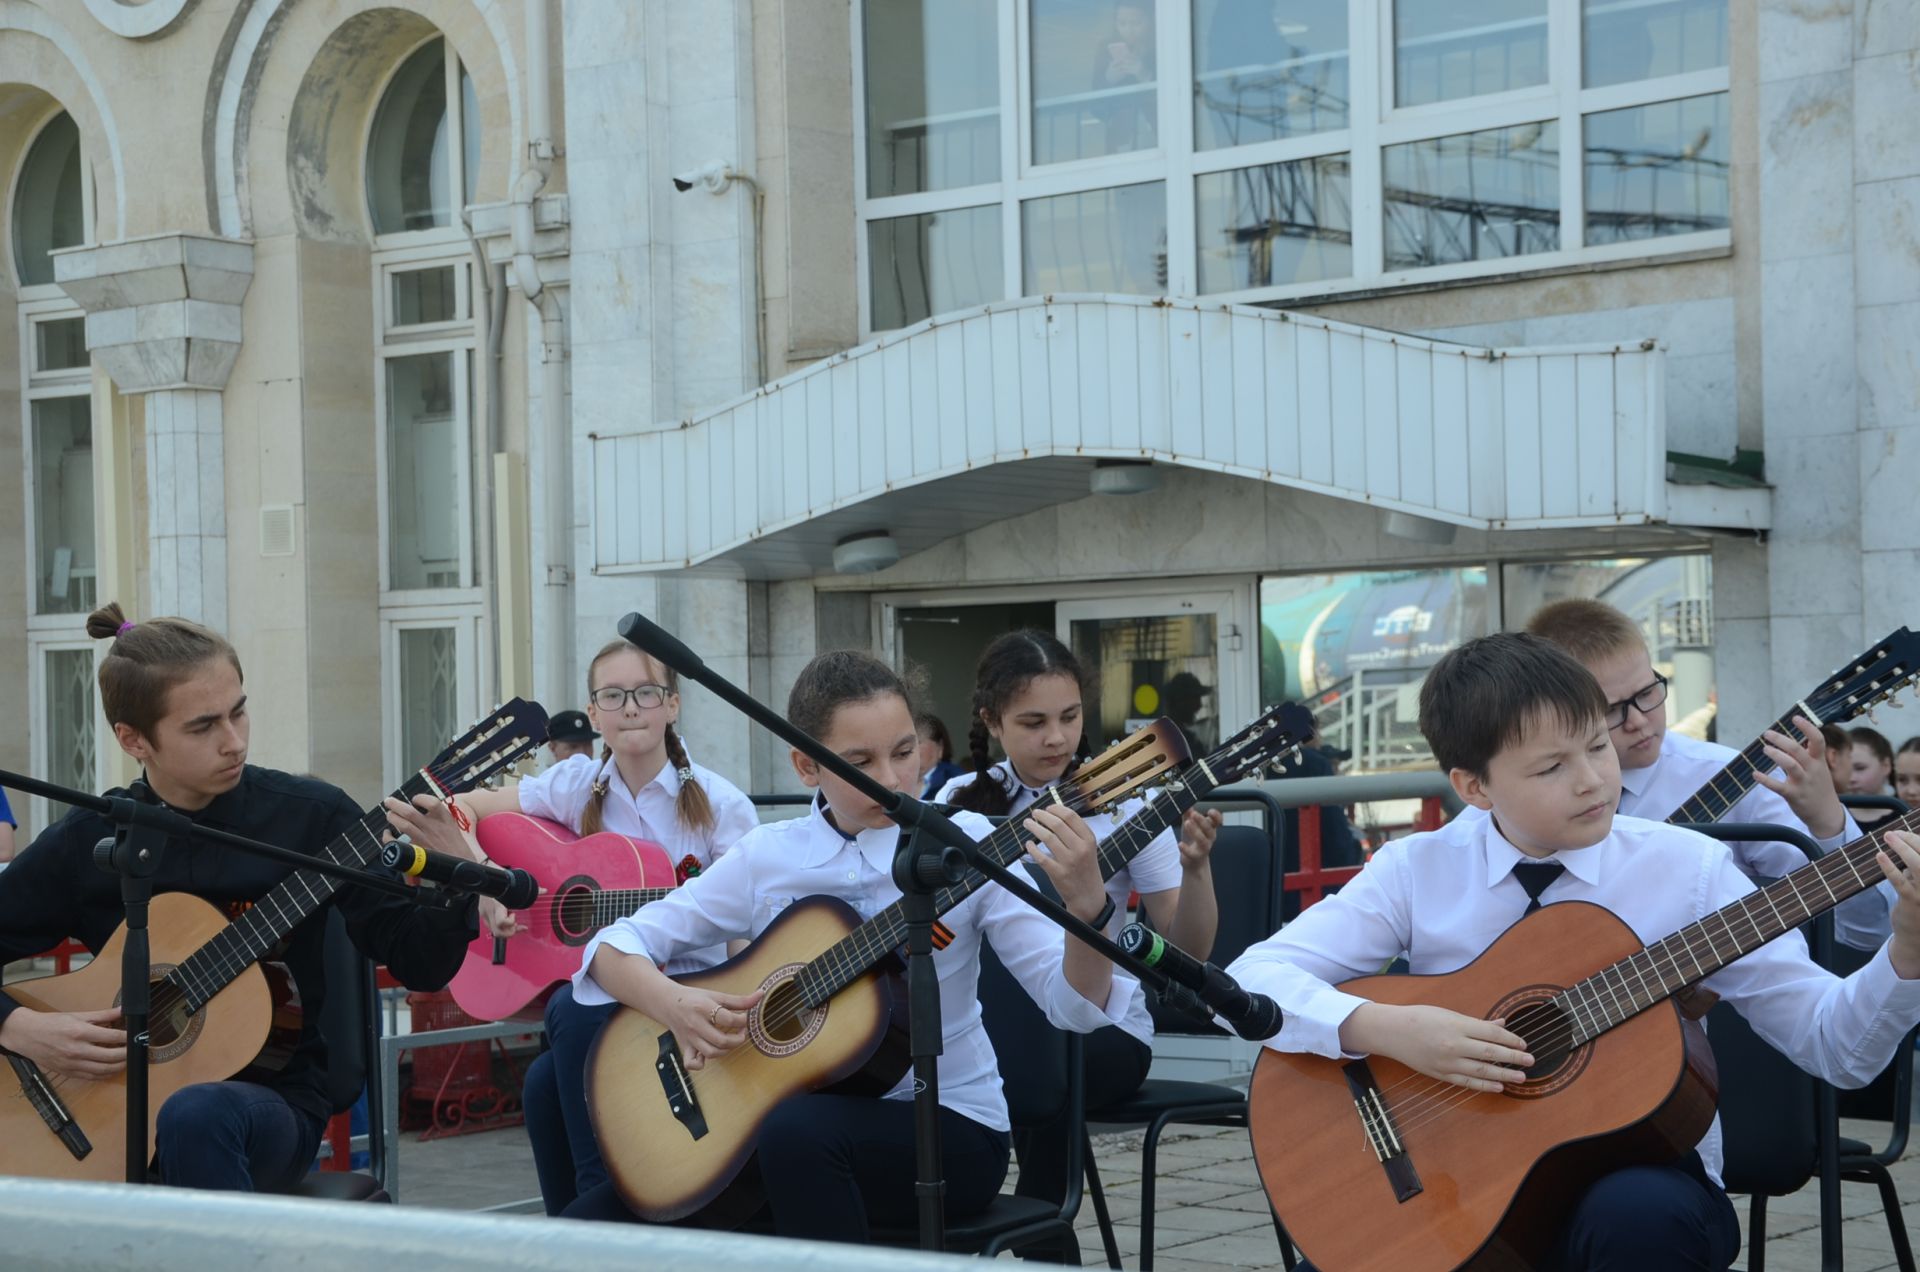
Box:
[589,887,677,930]
[1665,711,1800,827]
[167,772,441,1011]
[794,772,1208,1009]
[1560,808,1917,1046]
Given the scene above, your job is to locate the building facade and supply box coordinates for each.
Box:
[2,0,1914,830]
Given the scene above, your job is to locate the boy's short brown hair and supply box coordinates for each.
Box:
[1419,632,1609,778]
[1525,598,1646,665]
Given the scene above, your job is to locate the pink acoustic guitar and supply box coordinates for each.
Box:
[447,813,678,1021]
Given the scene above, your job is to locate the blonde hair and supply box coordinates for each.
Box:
[577,639,715,836]
[86,601,243,740]
[1524,599,1646,665]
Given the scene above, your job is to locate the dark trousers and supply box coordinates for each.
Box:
[566,1093,1012,1243]
[523,983,619,1214]
[1014,1023,1151,1204]
[152,1080,325,1191]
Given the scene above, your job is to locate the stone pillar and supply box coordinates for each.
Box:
[52,234,252,630]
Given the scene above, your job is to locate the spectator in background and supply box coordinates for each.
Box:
[1276,718,1360,921]
[547,709,597,763]
[0,787,14,864]
[916,712,964,800]
[1092,0,1158,153]
[1823,723,1855,796]
[1850,726,1899,829]
[1897,737,1920,812]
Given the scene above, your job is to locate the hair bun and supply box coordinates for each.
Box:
[84,601,132,641]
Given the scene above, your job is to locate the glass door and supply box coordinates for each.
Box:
[1056,589,1251,756]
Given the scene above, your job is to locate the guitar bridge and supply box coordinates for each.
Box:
[1343,1060,1421,1203]
[7,1053,92,1161]
[656,1031,708,1140]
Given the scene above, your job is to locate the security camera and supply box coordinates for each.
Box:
[671,161,732,195]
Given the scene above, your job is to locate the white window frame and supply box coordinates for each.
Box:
[25,640,106,835]
[6,106,95,298]
[379,609,482,791]
[20,294,94,630]
[853,0,1731,335]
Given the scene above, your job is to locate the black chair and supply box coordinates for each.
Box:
[273,909,390,1202]
[1082,822,1294,1271]
[870,939,1089,1259]
[1821,940,1918,1272]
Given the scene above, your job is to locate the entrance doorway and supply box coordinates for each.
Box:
[895,600,1056,777]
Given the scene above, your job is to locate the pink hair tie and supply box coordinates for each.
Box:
[117,621,135,635]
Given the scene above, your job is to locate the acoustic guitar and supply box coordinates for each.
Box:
[447,814,677,1022]
[1251,798,1920,1270]
[588,703,1313,1222]
[0,700,546,1182]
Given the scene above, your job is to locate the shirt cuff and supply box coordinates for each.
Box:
[1269,985,1374,1060]
[1044,967,1139,1034]
[571,925,661,1007]
[1867,939,1920,993]
[1816,814,1860,853]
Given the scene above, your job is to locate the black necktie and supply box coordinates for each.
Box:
[1512,862,1566,914]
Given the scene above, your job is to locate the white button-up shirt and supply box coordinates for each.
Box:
[517,753,759,973]
[573,800,1137,1133]
[1227,811,1920,1184]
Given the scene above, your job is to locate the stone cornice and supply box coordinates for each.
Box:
[51,233,253,393]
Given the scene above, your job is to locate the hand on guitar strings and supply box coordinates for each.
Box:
[478,896,526,940]
[0,1005,128,1081]
[1339,1002,1534,1095]
[1754,713,1847,840]
[661,987,765,1070]
[1876,830,1920,981]
[1176,808,1225,872]
[381,793,476,861]
[1018,805,1108,923]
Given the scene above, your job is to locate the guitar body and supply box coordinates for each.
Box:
[1,892,272,1182]
[448,813,676,1021]
[586,895,904,1222]
[1251,902,1719,1272]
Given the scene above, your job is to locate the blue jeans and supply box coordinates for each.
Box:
[524,984,619,1213]
[152,1081,325,1191]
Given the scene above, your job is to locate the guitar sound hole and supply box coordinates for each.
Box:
[556,887,596,939]
[149,995,189,1049]
[759,980,813,1045]
[1508,1001,1578,1081]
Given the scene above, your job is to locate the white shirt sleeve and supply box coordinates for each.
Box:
[697,769,762,865]
[1702,852,1920,1087]
[572,834,761,1006]
[1226,846,1414,1060]
[512,755,597,829]
[973,878,1139,1033]
[1124,826,1186,897]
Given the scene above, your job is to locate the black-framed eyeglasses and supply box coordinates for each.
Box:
[1604,673,1668,730]
[591,684,671,712]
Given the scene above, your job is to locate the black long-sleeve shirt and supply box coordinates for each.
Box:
[0,766,476,1122]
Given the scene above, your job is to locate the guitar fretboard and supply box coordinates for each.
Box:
[588,888,677,930]
[794,776,1202,1008]
[164,772,439,1013]
[1666,711,1803,826]
[1551,808,1915,1047]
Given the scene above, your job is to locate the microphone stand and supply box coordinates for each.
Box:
[0,768,457,1185]
[617,613,1202,1252]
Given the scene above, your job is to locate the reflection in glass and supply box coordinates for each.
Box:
[1259,568,1490,770]
[12,113,83,288]
[1395,0,1547,108]
[35,317,87,372]
[869,206,1004,330]
[386,352,463,589]
[1032,0,1160,165]
[864,0,1000,196]
[1584,0,1726,89]
[392,266,460,325]
[368,41,452,233]
[1197,155,1352,292]
[1584,94,1729,246]
[31,396,95,615]
[45,648,97,799]
[1024,182,1167,294]
[1070,614,1220,753]
[1193,0,1349,150]
[1383,122,1558,270]
[399,627,459,776]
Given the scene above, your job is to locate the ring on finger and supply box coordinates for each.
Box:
[709,1003,723,1026]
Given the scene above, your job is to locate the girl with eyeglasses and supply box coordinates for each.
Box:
[453,637,757,1216]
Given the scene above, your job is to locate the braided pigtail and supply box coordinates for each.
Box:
[664,724,716,834]
[578,747,613,835]
[948,715,1013,816]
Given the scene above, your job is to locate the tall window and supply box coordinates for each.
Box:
[14,110,102,828]
[856,0,1730,331]
[368,37,486,787]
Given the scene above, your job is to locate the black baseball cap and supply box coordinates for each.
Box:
[548,709,596,743]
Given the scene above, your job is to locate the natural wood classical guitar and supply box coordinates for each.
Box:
[0,700,545,1182]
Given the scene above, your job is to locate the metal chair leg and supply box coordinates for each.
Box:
[1273,1208,1297,1270]
[1749,1194,1768,1272]
[1082,1128,1123,1271]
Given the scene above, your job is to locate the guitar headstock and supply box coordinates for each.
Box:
[424,698,551,795]
[1806,628,1920,725]
[1192,702,1317,789]
[1055,718,1193,815]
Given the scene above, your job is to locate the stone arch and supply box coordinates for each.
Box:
[0,1,125,243]
[207,0,521,241]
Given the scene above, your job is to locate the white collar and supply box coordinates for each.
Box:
[1478,814,1606,890]
[793,794,901,876]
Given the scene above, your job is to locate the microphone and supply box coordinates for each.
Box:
[1119,923,1284,1041]
[618,612,705,679]
[382,838,539,909]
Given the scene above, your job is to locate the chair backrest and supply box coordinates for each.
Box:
[311,908,371,1116]
[1145,823,1275,1036]
[1709,1000,1819,1197]
[1821,940,1916,1138]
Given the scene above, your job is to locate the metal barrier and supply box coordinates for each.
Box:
[0,1178,971,1272]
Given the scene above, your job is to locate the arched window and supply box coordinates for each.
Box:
[11,111,83,287]
[366,38,478,235]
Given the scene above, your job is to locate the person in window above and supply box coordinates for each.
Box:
[0,785,15,865]
[915,711,964,800]
[1850,726,1900,830]
[938,629,1220,1229]
[1896,737,1920,813]
[0,601,477,1191]
[545,709,597,764]
[446,638,758,1216]
[561,649,1133,1240]
[1091,0,1157,151]
[1522,598,1887,951]
[1229,632,1920,1271]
